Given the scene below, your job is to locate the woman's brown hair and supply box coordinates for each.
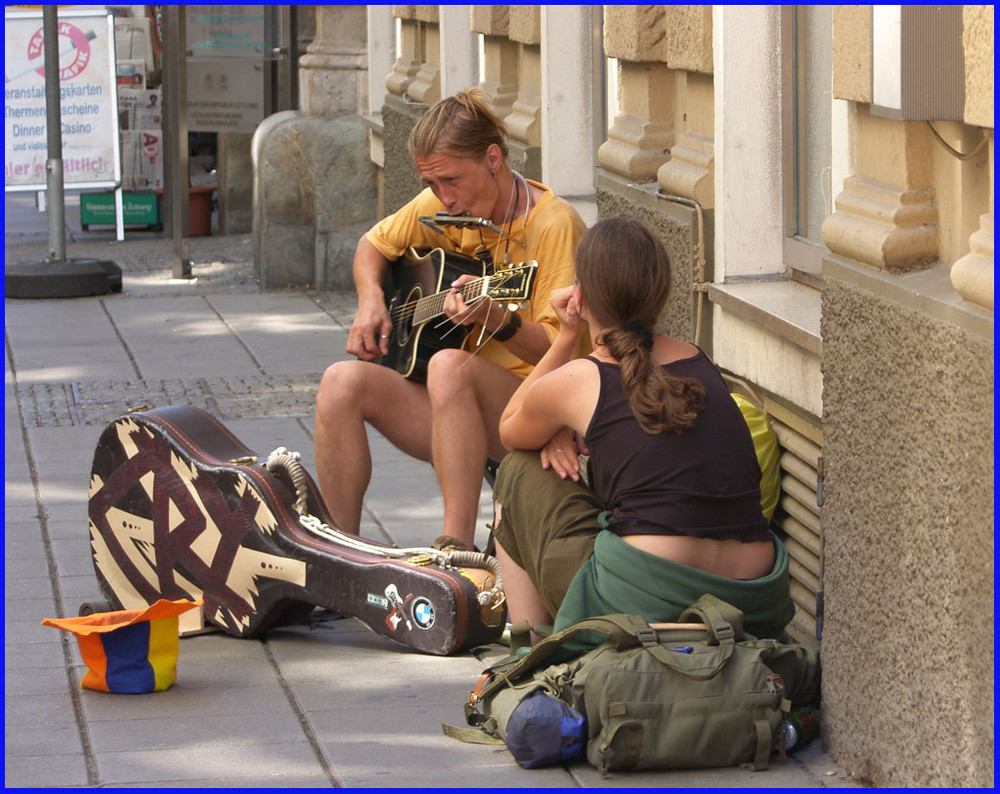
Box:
[408,89,509,162]
[575,215,705,434]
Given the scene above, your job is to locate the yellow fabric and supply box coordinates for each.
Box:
[366,181,589,379]
[732,394,781,522]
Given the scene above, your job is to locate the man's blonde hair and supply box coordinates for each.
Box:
[408,90,509,162]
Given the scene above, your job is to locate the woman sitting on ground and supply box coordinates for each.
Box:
[492,215,794,653]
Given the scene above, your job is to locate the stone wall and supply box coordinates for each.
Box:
[382,95,424,217]
[820,256,994,787]
[253,113,375,290]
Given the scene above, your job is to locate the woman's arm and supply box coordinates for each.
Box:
[500,285,595,450]
[499,344,583,450]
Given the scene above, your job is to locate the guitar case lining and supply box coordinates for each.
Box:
[87,405,506,655]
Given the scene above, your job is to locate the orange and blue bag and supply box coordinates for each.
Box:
[42,598,202,694]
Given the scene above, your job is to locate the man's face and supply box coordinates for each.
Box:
[414,150,498,220]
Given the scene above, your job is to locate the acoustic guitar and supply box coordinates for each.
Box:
[380,247,538,382]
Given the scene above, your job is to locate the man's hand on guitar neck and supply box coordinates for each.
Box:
[445,274,530,349]
[445,273,552,366]
[443,274,502,330]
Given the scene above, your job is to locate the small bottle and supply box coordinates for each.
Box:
[781,705,821,752]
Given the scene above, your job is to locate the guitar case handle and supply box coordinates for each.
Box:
[264,447,310,515]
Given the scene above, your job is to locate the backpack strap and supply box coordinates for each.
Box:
[467,613,650,719]
[747,718,773,771]
[441,722,506,746]
[678,593,746,642]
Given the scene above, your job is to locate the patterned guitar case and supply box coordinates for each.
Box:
[87,405,506,655]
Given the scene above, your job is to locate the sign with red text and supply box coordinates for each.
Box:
[5,10,120,191]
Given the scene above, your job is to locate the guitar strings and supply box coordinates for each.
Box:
[389,278,483,324]
[431,295,492,340]
[430,293,514,352]
[391,265,526,325]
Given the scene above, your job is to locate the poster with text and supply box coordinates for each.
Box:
[5,10,120,191]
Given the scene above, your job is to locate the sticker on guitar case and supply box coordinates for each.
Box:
[384,583,413,631]
[410,597,435,630]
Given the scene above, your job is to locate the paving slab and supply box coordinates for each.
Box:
[103,295,269,380]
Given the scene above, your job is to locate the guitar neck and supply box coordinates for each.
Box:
[412,277,491,326]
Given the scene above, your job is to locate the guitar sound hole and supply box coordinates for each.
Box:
[396,286,422,345]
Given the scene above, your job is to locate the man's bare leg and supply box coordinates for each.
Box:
[426,349,521,548]
[314,360,434,535]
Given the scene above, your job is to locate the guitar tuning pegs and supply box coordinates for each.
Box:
[507,303,520,313]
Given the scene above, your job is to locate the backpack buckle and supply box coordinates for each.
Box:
[634,623,658,646]
[710,619,734,643]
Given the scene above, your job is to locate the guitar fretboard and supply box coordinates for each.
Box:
[391,263,536,327]
[412,278,490,325]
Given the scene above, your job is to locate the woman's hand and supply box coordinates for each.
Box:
[540,426,590,481]
[549,284,584,340]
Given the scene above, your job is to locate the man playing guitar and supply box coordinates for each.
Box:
[314,90,587,550]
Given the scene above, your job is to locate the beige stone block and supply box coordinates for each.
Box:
[822,176,939,272]
[298,7,367,117]
[657,132,714,208]
[601,61,676,181]
[664,5,713,74]
[412,6,438,24]
[963,5,994,128]
[479,36,519,121]
[499,39,538,148]
[509,6,540,45]
[680,71,714,141]
[598,114,673,180]
[505,91,541,147]
[406,63,441,106]
[832,5,871,102]
[656,70,714,206]
[385,17,423,98]
[855,111,935,189]
[309,5,367,53]
[604,5,667,63]
[385,58,422,99]
[470,6,508,37]
[392,6,416,22]
[618,60,674,121]
[951,213,994,310]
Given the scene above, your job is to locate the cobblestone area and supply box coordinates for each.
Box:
[17,373,323,428]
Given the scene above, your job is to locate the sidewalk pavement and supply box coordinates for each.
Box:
[4,191,865,788]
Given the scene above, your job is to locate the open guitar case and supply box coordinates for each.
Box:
[86,405,507,655]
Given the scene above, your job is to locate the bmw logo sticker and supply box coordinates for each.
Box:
[411,597,435,630]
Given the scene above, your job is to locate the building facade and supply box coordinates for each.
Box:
[262,6,994,786]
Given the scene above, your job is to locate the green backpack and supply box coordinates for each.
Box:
[447,594,819,773]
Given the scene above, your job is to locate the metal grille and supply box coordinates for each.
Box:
[765,399,824,642]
